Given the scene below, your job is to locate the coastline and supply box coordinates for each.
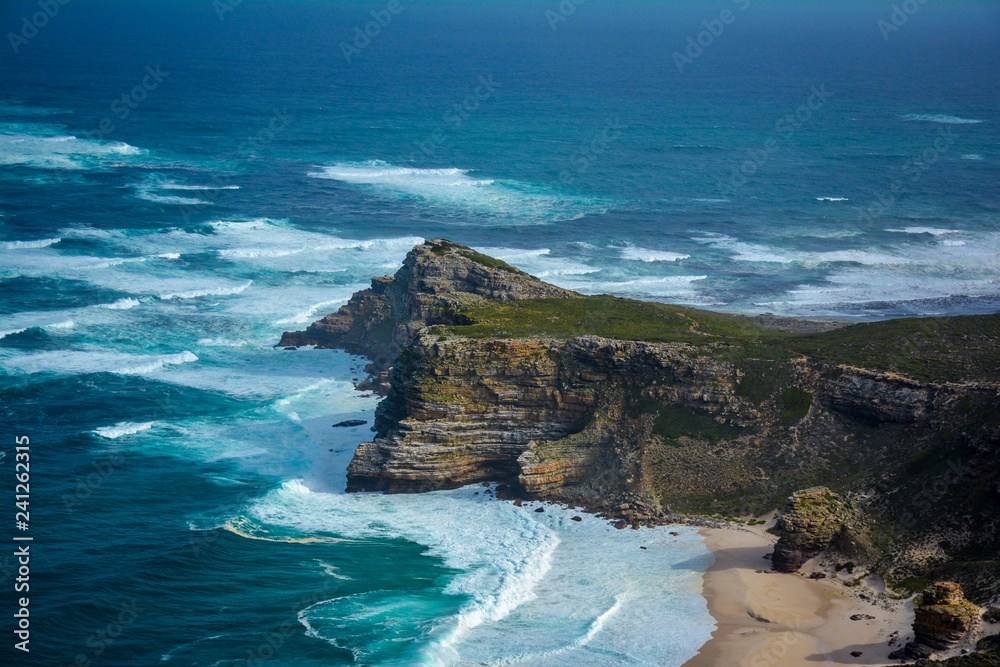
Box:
[685,526,913,667]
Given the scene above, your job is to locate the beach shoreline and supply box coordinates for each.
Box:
[685,526,913,667]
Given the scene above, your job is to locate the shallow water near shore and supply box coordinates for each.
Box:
[1,0,997,664]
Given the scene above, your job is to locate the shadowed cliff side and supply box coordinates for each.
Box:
[280,239,1000,603]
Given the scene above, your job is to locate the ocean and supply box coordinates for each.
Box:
[0,0,997,664]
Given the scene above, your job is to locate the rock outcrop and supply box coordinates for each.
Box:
[771,487,852,573]
[279,239,575,391]
[899,582,981,658]
[280,240,1000,601]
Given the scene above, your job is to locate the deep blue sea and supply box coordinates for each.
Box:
[1,1,998,665]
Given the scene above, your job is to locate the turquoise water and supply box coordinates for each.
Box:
[1,0,998,664]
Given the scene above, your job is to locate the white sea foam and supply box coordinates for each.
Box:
[273,299,348,326]
[886,227,961,236]
[1,237,61,249]
[476,246,599,281]
[620,247,690,263]
[0,312,76,339]
[0,348,199,377]
[196,337,248,347]
[961,154,985,161]
[133,176,239,206]
[98,298,141,310]
[0,124,145,170]
[309,160,610,224]
[93,421,154,439]
[136,190,209,206]
[901,114,985,125]
[158,280,253,300]
[815,197,849,202]
[245,482,713,666]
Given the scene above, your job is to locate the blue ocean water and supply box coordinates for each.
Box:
[1,1,998,664]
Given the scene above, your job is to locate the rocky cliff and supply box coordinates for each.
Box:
[281,239,1000,602]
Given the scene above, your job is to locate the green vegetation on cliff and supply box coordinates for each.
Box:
[439,293,1000,383]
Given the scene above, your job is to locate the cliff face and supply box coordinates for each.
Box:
[345,333,753,494]
[282,240,1000,601]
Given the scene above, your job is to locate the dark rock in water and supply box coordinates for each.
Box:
[512,498,522,507]
[669,531,679,536]
[332,419,367,428]
[902,582,980,658]
[571,516,582,522]
[850,651,863,657]
[534,507,544,513]
[640,546,647,549]
[614,521,627,530]
[771,487,852,573]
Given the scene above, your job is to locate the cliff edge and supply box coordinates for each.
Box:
[280,239,1000,603]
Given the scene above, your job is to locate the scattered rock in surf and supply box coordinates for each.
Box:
[614,521,627,530]
[332,419,367,428]
[512,498,522,507]
[669,531,679,536]
[534,507,544,513]
[640,546,647,550]
[571,516,582,522]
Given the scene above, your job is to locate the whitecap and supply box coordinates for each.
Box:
[885,227,961,236]
[0,348,199,377]
[621,247,690,263]
[815,197,849,202]
[0,124,146,170]
[1,237,61,249]
[308,160,611,224]
[97,298,141,310]
[961,154,985,161]
[901,114,985,125]
[158,280,253,300]
[93,421,154,439]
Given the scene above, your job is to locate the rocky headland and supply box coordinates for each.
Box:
[280,239,1000,618]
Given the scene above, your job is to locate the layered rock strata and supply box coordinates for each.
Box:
[770,487,851,573]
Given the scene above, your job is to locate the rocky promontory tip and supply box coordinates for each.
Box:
[278,239,577,391]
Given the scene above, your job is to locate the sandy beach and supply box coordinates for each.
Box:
[685,526,913,667]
